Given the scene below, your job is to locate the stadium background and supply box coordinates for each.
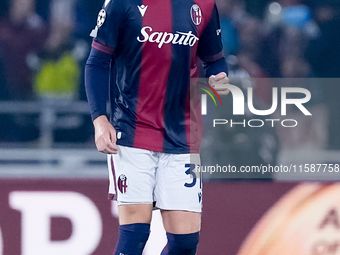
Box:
[0,0,340,254]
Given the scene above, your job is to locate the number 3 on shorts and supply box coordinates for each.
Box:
[184,163,202,188]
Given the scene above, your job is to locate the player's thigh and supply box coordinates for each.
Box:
[154,153,202,213]
[161,210,201,234]
[118,203,153,225]
[108,145,158,204]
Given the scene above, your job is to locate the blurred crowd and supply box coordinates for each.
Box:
[217,0,340,79]
[0,0,101,143]
[215,0,340,155]
[0,0,101,101]
[0,0,339,149]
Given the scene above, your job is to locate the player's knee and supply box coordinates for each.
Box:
[118,204,153,224]
[113,223,150,255]
[162,232,199,255]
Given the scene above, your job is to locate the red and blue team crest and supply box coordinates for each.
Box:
[190,4,202,26]
[118,174,128,194]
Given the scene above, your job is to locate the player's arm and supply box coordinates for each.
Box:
[197,3,230,95]
[204,58,230,96]
[208,72,230,95]
[85,47,117,154]
[85,0,124,154]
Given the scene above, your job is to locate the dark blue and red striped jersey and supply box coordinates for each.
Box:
[88,0,225,154]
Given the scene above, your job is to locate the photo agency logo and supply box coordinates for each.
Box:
[199,82,223,114]
[200,82,312,128]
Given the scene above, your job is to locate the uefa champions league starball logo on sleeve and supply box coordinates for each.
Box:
[97,9,106,28]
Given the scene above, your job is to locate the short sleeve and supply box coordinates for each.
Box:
[90,0,125,55]
[197,4,224,62]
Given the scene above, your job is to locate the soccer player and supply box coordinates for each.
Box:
[85,0,230,254]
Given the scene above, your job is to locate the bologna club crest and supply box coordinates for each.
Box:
[191,4,202,26]
[118,174,128,194]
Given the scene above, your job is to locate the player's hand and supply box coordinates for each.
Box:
[209,72,230,95]
[93,115,118,154]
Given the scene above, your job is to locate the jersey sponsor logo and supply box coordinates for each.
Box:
[118,174,128,194]
[191,4,202,25]
[137,5,148,17]
[137,26,199,48]
[97,9,106,28]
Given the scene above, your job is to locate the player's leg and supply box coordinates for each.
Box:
[160,210,200,255]
[113,204,153,255]
[118,204,153,225]
[108,146,158,255]
[161,210,200,234]
[155,153,202,255]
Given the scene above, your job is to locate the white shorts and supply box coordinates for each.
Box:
[107,145,202,213]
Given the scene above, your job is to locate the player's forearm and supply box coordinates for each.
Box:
[93,115,111,129]
[203,56,228,78]
[85,47,112,121]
